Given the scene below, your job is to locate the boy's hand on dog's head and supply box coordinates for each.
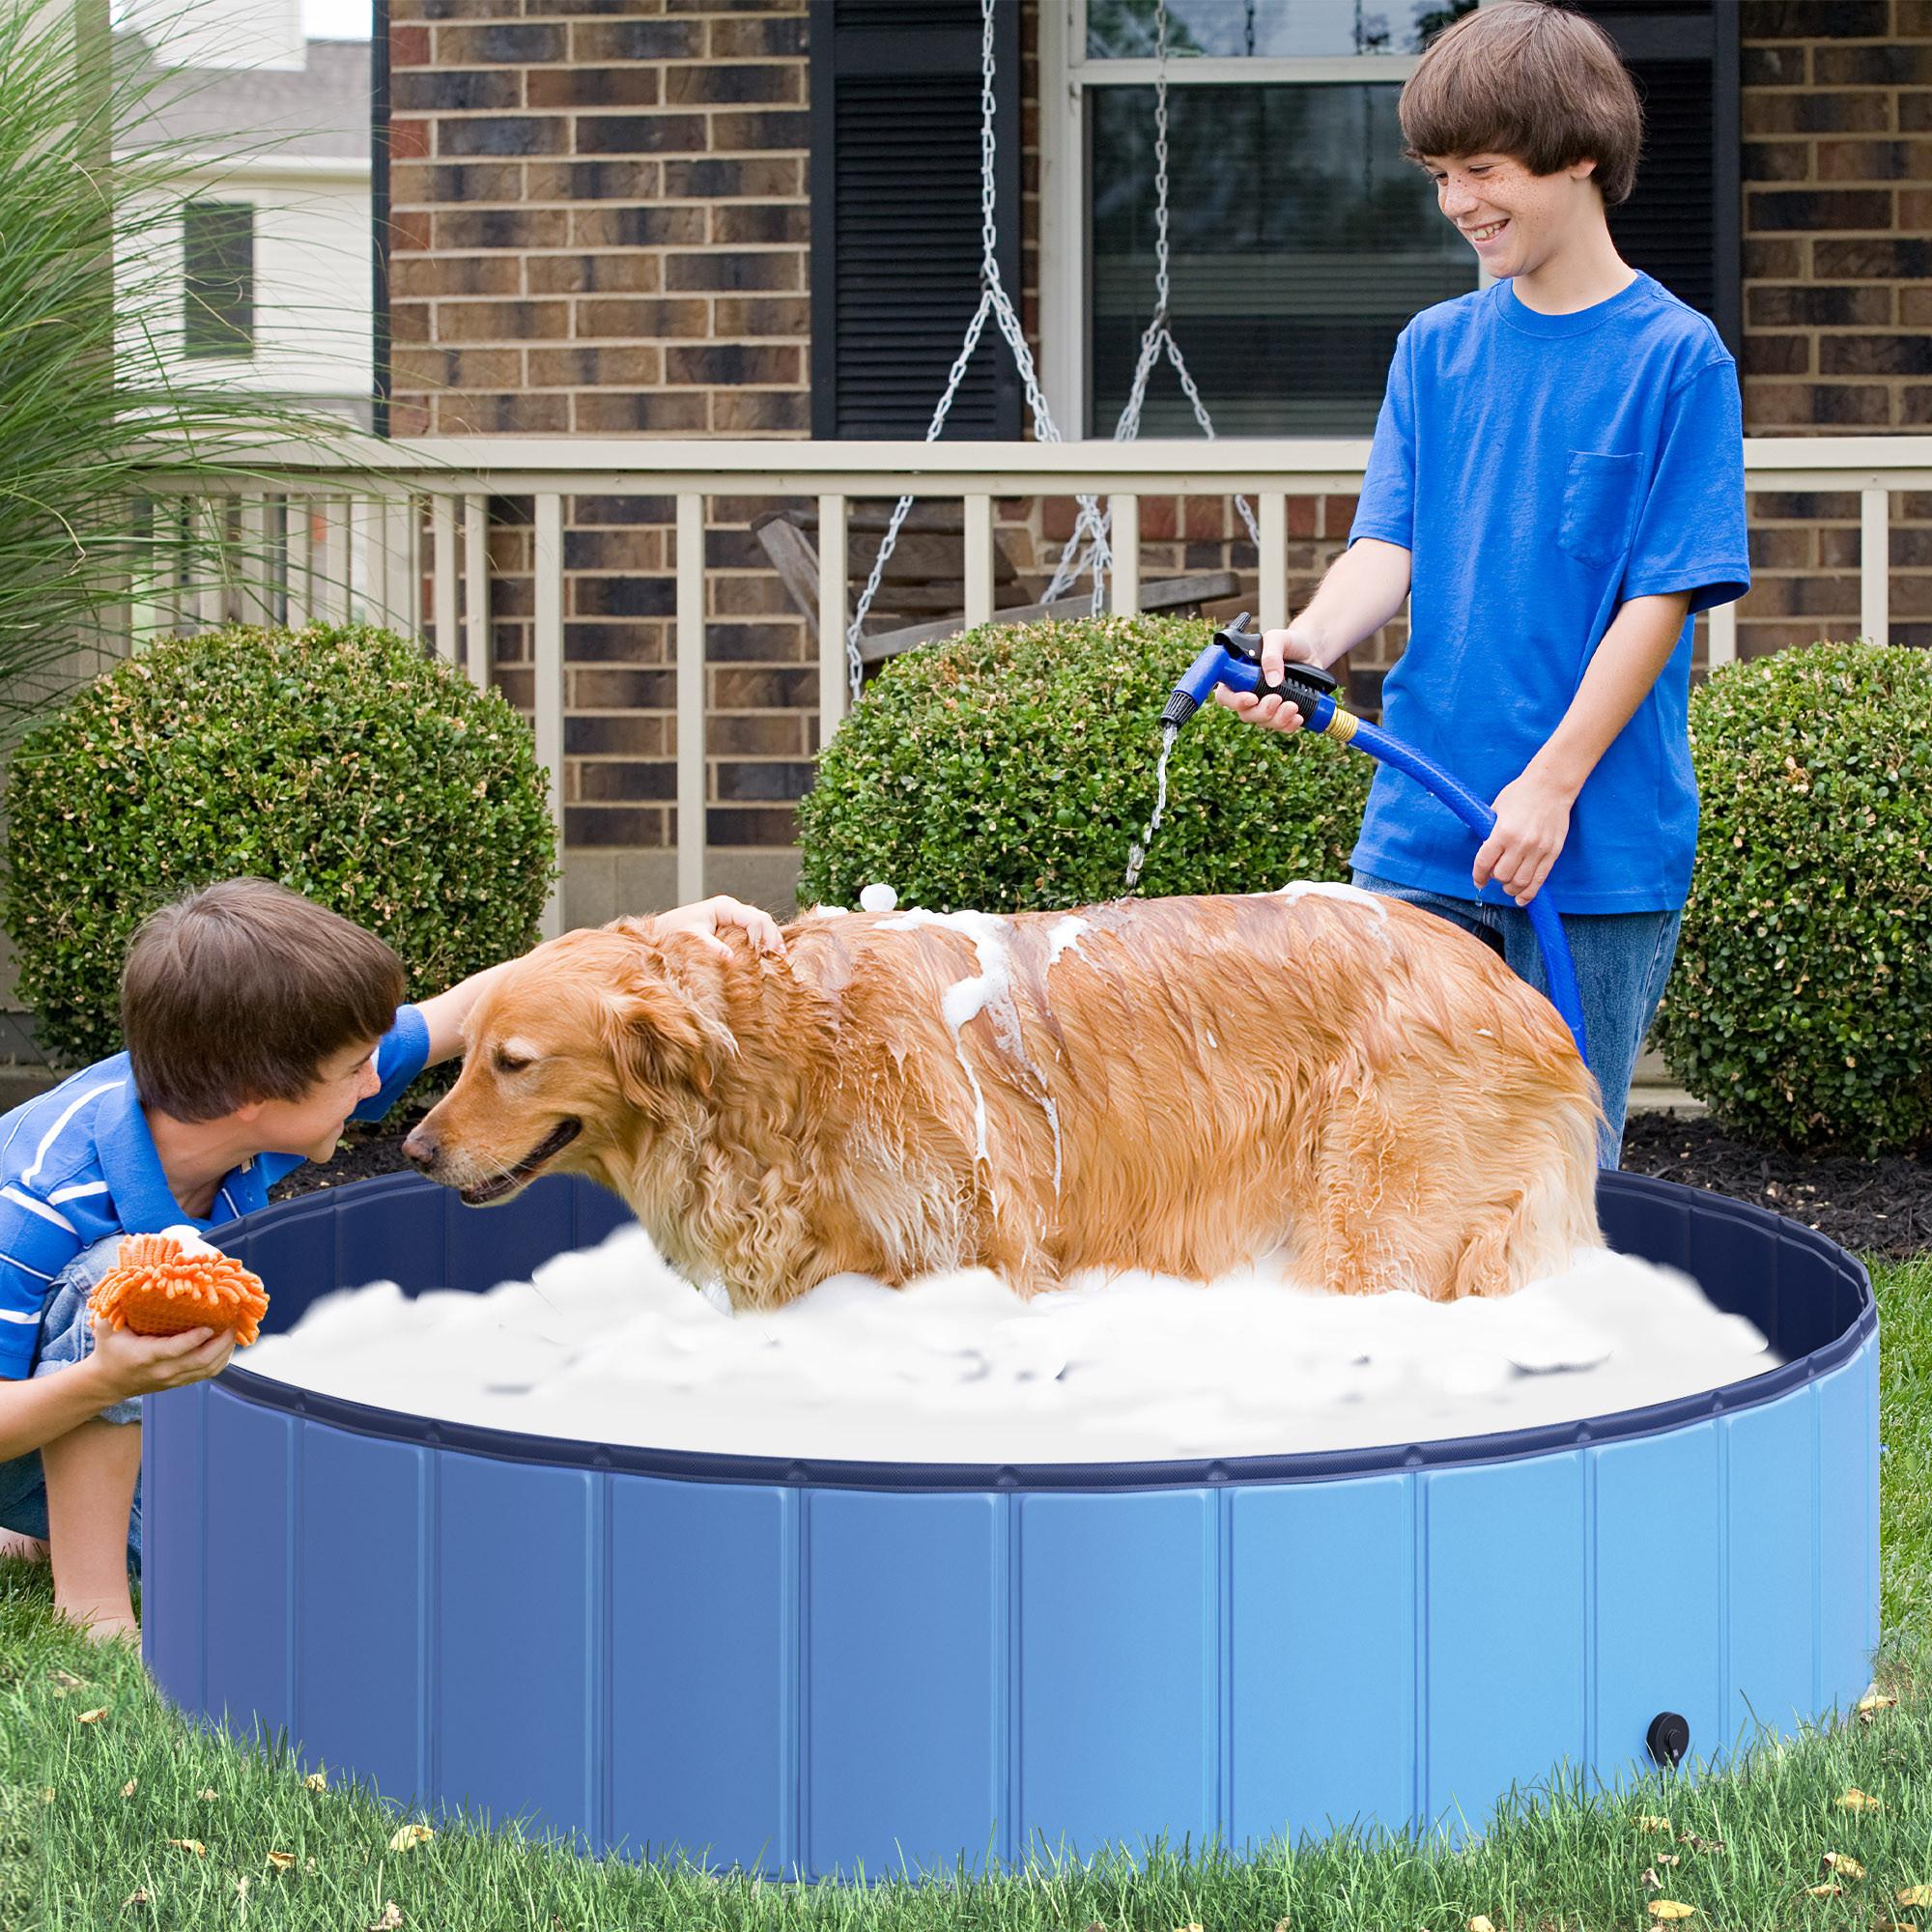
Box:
[655,895,787,959]
[88,1321,236,1402]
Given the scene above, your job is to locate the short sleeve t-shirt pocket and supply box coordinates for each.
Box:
[1557,449,1644,566]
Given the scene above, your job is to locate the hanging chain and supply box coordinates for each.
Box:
[842,0,1100,699]
[840,290,995,702]
[843,0,1256,703]
[1151,0,1174,322]
[1045,0,1258,608]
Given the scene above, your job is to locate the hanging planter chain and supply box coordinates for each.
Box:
[842,0,1251,701]
[1046,0,1260,606]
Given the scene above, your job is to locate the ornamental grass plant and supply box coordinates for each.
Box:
[0,3,349,745]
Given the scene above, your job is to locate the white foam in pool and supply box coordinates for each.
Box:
[243,1232,1779,1464]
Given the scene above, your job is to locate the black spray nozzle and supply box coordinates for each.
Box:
[1160,688,1200,733]
[1163,612,1345,738]
[1214,611,1266,664]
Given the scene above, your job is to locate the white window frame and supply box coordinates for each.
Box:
[1039,0,1487,438]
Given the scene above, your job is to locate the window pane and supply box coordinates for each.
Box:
[1088,0,1475,60]
[183,202,255,359]
[1089,83,1473,434]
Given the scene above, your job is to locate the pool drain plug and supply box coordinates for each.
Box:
[1646,1710,1690,1768]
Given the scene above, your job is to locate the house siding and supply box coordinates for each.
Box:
[387,0,1928,897]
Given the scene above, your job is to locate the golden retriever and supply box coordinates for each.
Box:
[404,890,1603,1307]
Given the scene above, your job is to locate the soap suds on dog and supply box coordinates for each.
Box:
[1274,880,1387,913]
[884,907,1062,1184]
[1045,916,1089,968]
[245,1233,1777,1465]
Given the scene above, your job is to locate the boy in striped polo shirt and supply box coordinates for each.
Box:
[0,877,781,1642]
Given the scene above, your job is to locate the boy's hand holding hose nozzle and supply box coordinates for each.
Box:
[1158,613,1591,1072]
[1162,614,1347,740]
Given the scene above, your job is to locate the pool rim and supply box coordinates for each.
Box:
[211,1169,1875,1494]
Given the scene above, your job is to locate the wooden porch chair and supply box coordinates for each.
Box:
[751,503,1239,668]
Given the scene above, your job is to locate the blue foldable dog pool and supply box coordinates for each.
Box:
[142,1170,1877,1878]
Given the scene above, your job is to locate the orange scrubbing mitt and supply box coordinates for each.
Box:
[89,1233,270,1347]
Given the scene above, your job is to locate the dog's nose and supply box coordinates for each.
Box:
[402,1127,439,1172]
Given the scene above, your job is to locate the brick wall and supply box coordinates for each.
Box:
[1739,0,1931,651]
[387,0,1929,917]
[388,0,810,440]
[389,0,815,912]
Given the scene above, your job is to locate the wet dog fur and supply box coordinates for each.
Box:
[404,889,1604,1307]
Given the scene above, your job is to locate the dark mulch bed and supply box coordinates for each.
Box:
[274,1108,1932,1263]
[1619,1110,1931,1262]
[270,1109,429,1204]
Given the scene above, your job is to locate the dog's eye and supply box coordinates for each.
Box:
[493,1048,534,1075]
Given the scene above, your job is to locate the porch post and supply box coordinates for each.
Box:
[464,495,491,693]
[431,494,459,668]
[533,493,565,938]
[1259,492,1288,633]
[676,492,706,907]
[817,492,848,735]
[964,494,994,630]
[1861,486,1889,647]
[1109,495,1139,616]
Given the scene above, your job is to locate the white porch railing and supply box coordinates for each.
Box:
[135,434,1932,935]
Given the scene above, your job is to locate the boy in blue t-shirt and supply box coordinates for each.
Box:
[0,877,781,1641]
[1222,0,1747,1164]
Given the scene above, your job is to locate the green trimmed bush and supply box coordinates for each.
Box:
[1654,640,1932,1154]
[3,623,558,1067]
[798,614,1371,913]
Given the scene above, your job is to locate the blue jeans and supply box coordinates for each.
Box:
[1351,871,1682,1169]
[0,1238,142,1565]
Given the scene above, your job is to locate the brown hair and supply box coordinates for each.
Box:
[121,878,406,1122]
[1400,0,1643,207]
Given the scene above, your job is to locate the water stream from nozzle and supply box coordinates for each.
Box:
[1122,723,1179,892]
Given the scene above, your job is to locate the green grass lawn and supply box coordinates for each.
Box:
[6,1253,1930,1932]
[1879,1255,1932,1637]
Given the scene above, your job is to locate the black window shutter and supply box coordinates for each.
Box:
[1576,2,1741,355]
[809,0,1022,440]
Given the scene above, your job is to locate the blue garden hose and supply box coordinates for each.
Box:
[1163,614,1591,1074]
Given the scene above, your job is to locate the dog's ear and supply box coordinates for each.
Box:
[599,952,735,1105]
